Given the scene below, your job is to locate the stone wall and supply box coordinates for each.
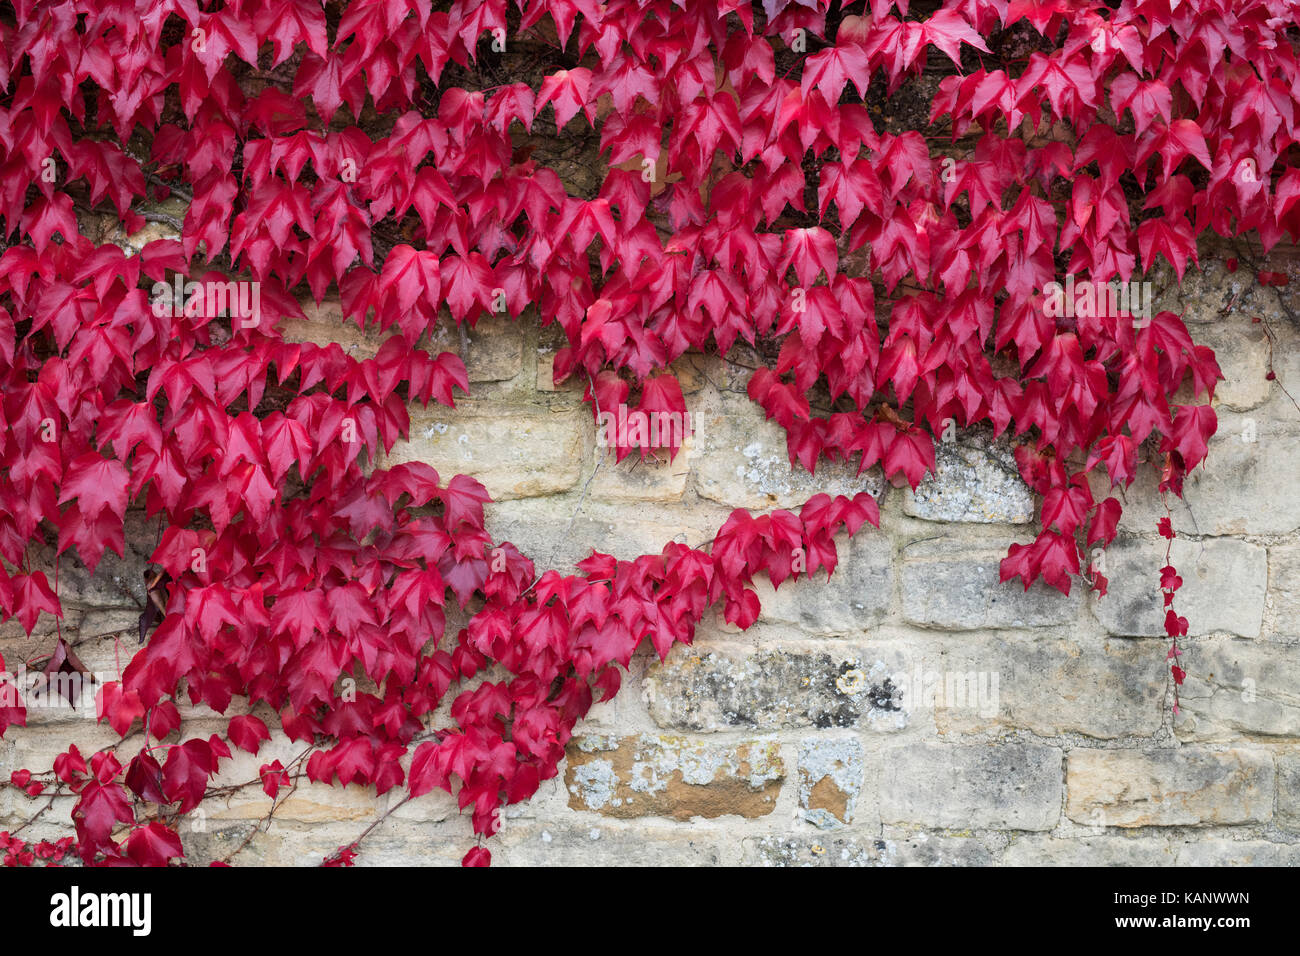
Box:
[2,257,1299,866]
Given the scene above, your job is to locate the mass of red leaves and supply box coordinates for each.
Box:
[0,0,1291,865]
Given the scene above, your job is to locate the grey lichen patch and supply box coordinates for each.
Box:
[571,733,621,754]
[568,759,619,812]
[873,831,998,866]
[564,734,785,820]
[744,834,878,867]
[904,432,1034,524]
[693,392,885,510]
[730,439,886,505]
[645,649,907,733]
[797,736,864,828]
[628,735,782,793]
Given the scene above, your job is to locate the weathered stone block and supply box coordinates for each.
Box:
[925,637,1163,739]
[279,299,383,356]
[48,514,154,612]
[754,530,893,634]
[1278,753,1300,830]
[742,834,879,867]
[563,734,783,820]
[484,498,724,573]
[693,392,884,510]
[209,784,381,824]
[797,736,863,827]
[1115,413,1300,536]
[1174,840,1300,866]
[186,818,473,867]
[7,721,123,771]
[1265,544,1300,643]
[588,441,691,503]
[425,312,524,383]
[284,301,524,384]
[1066,748,1273,826]
[495,823,730,865]
[1149,257,1274,325]
[743,831,996,867]
[1001,835,1179,866]
[644,645,908,733]
[875,831,998,865]
[903,433,1034,523]
[878,742,1063,830]
[1188,320,1272,411]
[1258,314,1300,422]
[535,348,586,394]
[1174,639,1300,741]
[200,741,399,824]
[1091,536,1266,638]
[385,403,584,499]
[900,539,1081,629]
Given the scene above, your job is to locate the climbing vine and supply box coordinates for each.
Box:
[0,0,1294,865]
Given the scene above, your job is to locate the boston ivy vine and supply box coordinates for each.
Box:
[0,0,1293,866]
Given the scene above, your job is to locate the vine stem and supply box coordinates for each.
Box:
[324,794,413,866]
[8,782,67,838]
[1161,492,1185,721]
[218,770,303,864]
